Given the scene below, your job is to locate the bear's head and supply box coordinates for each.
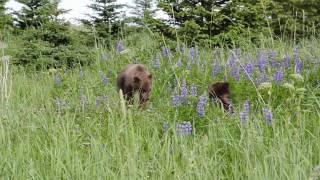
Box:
[209,82,233,113]
[133,73,153,103]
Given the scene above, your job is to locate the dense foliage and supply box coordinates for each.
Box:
[0,0,319,67]
[81,0,125,44]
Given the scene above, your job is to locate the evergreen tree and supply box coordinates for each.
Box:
[12,0,94,69]
[133,0,153,21]
[158,0,268,45]
[14,0,52,29]
[0,0,12,29]
[266,0,320,39]
[83,0,124,39]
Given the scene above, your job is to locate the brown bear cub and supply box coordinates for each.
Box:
[208,82,233,113]
[117,64,153,105]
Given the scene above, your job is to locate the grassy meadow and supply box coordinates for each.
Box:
[1,34,320,179]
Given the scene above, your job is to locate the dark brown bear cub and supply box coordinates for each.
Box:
[208,82,233,113]
[117,64,152,105]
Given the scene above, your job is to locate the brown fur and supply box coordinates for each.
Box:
[117,64,152,104]
[208,82,233,113]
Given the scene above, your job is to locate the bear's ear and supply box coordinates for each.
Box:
[133,76,141,84]
[148,74,152,79]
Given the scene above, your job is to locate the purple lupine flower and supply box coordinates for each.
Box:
[244,100,250,113]
[240,111,249,126]
[154,57,161,69]
[54,75,62,86]
[116,40,125,52]
[162,47,171,57]
[263,108,273,126]
[181,79,188,98]
[55,98,69,111]
[96,96,108,108]
[197,95,208,118]
[189,47,197,64]
[163,122,170,133]
[257,52,267,72]
[176,121,192,136]
[190,84,197,97]
[177,58,182,67]
[99,71,109,86]
[244,63,255,79]
[283,54,291,69]
[229,54,237,68]
[295,59,303,74]
[80,95,89,107]
[212,64,221,78]
[231,66,240,81]
[268,50,278,68]
[274,68,284,84]
[293,47,303,74]
[172,94,182,107]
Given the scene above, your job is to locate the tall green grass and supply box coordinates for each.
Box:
[0,34,320,179]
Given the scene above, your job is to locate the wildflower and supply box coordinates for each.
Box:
[244,100,250,113]
[283,54,291,69]
[268,50,278,68]
[55,98,69,113]
[229,54,237,68]
[153,57,161,69]
[263,107,273,126]
[172,94,182,107]
[189,47,198,64]
[274,68,284,84]
[181,79,188,98]
[295,59,303,74]
[176,121,192,136]
[162,47,171,57]
[240,111,248,126]
[99,71,109,86]
[54,75,62,86]
[257,52,267,72]
[197,95,208,118]
[244,63,255,79]
[212,64,221,78]
[231,66,240,81]
[258,82,272,90]
[190,84,198,97]
[96,96,108,108]
[116,40,125,53]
